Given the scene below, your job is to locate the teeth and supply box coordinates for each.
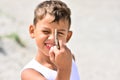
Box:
[46,44,54,48]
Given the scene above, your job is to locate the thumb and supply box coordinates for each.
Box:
[49,47,55,63]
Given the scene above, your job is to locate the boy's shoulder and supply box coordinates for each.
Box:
[21,68,46,80]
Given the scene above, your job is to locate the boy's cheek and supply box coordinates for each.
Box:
[59,40,65,44]
[59,38,66,43]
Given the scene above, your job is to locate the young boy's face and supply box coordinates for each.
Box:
[29,14,72,56]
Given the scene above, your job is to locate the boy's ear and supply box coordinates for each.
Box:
[29,25,35,38]
[66,31,72,42]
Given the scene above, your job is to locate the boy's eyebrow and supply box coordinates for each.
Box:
[41,26,67,32]
[57,29,67,32]
[42,27,50,30]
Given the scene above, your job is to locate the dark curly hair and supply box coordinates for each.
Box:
[33,0,71,29]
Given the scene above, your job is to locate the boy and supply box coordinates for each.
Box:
[21,0,80,80]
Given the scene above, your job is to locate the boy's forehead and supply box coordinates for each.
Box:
[43,14,55,23]
[37,14,69,29]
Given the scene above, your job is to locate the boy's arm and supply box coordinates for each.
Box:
[21,69,47,80]
[49,41,72,80]
[56,68,71,80]
[21,68,71,80]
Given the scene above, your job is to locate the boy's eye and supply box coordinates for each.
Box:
[42,30,50,34]
[58,32,64,36]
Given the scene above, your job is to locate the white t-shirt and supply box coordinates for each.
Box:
[21,59,80,80]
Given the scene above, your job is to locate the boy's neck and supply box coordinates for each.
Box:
[35,52,57,70]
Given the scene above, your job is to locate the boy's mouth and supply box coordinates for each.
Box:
[45,43,55,50]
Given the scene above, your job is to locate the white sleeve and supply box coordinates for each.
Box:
[70,60,80,80]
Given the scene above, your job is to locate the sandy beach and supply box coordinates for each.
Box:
[0,0,120,80]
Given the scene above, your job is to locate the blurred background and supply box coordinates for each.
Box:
[0,0,120,80]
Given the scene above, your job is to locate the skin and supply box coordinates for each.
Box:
[21,14,73,80]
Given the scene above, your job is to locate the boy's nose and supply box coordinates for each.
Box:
[48,34,55,42]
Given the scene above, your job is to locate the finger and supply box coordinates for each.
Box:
[49,47,55,63]
[53,46,60,55]
[59,40,66,49]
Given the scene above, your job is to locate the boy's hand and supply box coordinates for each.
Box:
[49,40,72,71]
[49,40,72,80]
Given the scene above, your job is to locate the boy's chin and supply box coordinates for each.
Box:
[44,52,50,57]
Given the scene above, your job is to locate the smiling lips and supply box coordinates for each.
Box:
[45,43,55,50]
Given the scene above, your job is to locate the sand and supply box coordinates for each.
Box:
[0,0,120,80]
